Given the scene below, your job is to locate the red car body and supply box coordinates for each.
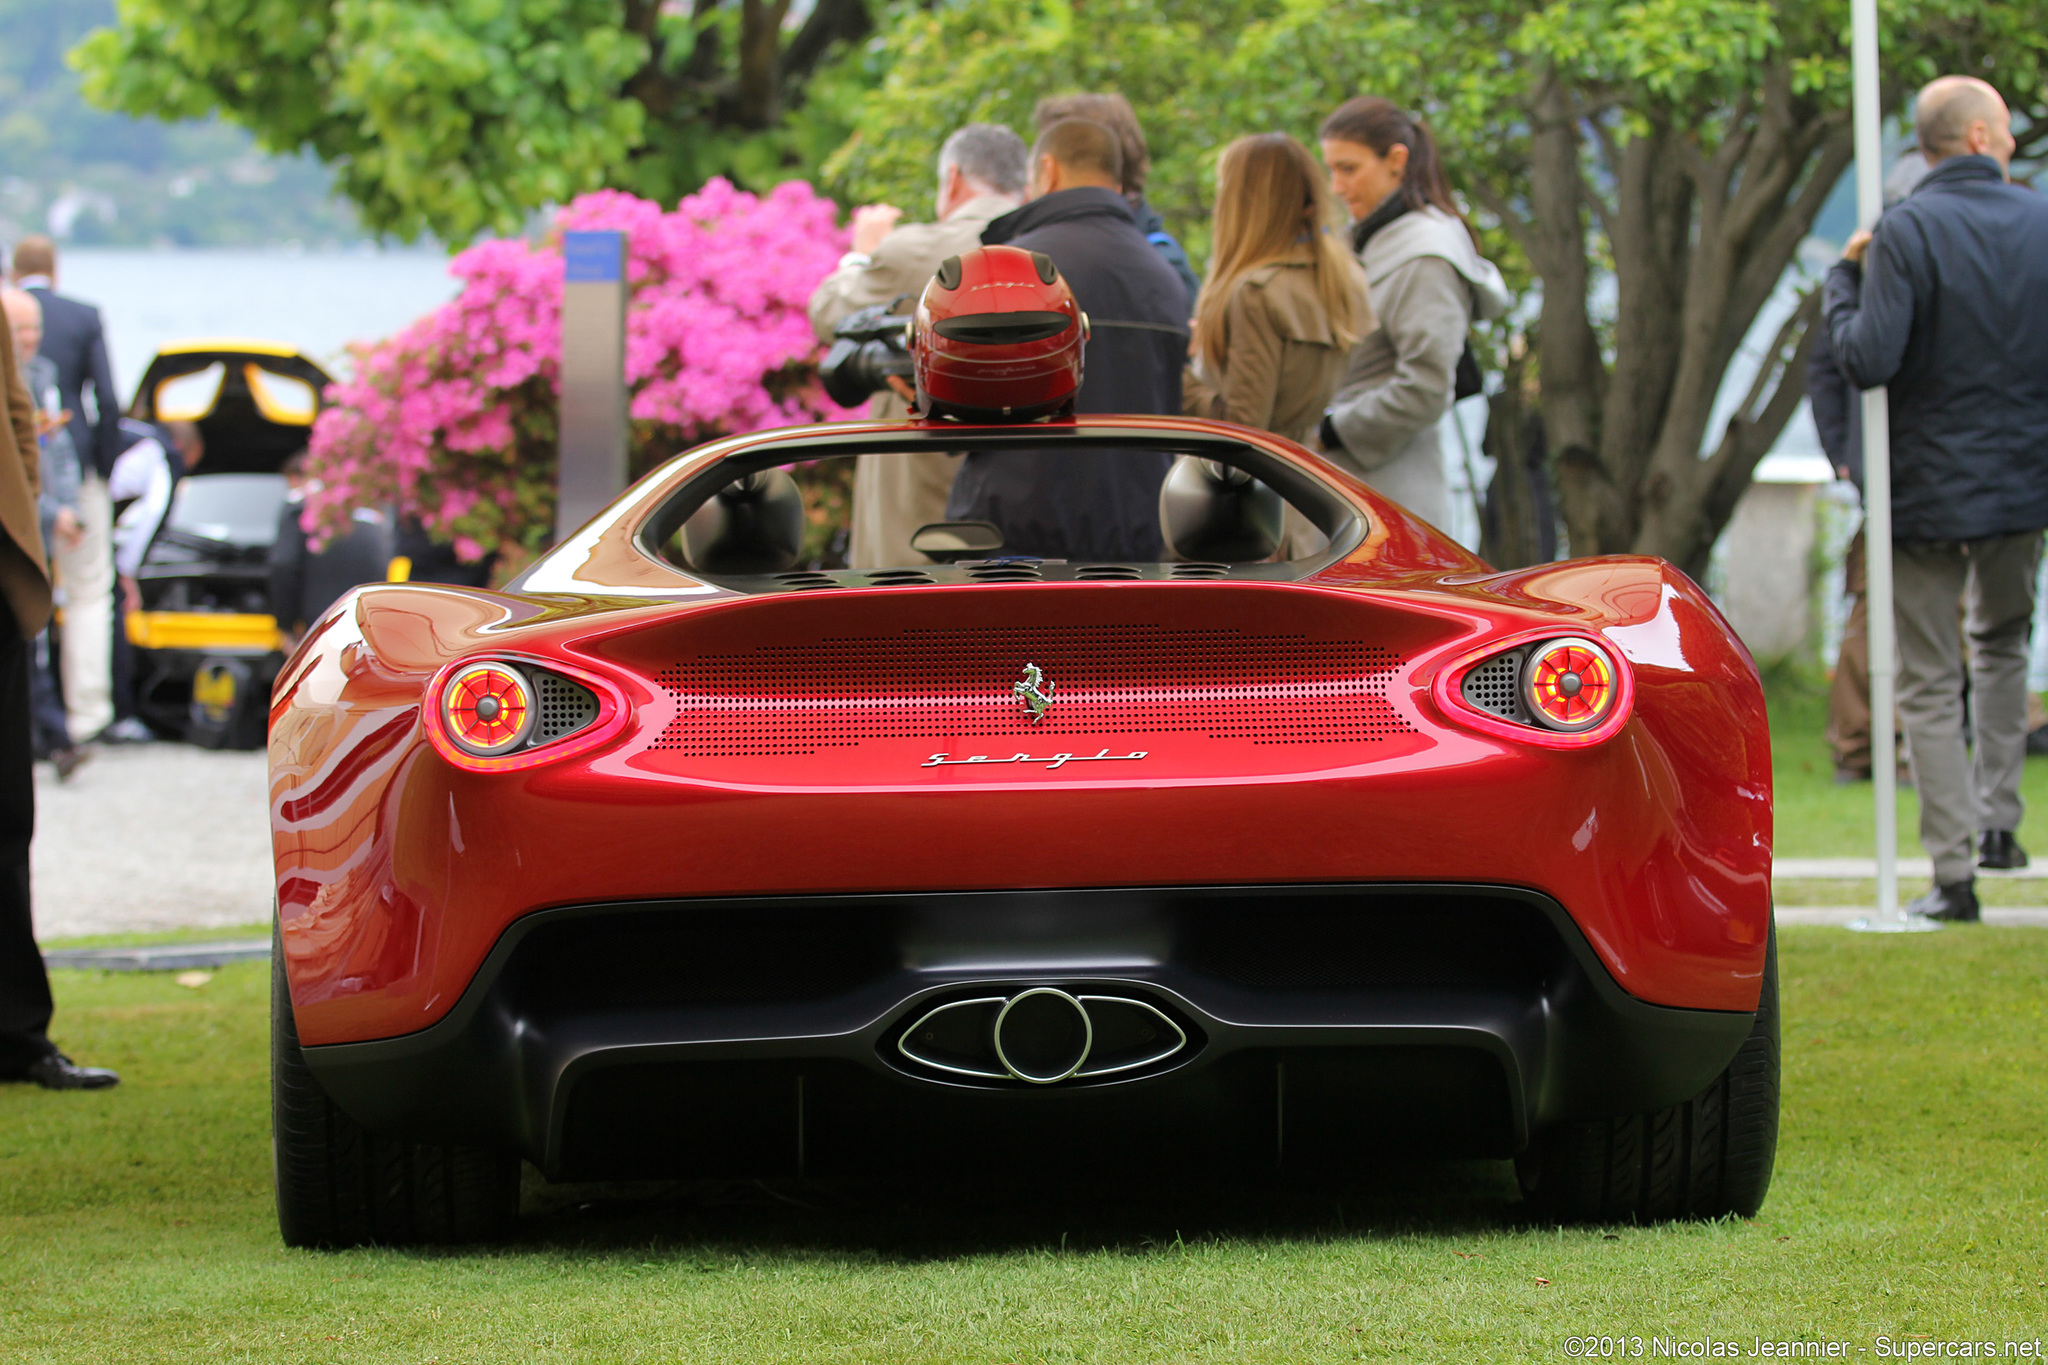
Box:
[271,416,1771,1185]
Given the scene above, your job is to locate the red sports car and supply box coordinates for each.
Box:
[268,415,1776,1247]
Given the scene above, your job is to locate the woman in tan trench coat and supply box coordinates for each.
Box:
[1183,133,1370,447]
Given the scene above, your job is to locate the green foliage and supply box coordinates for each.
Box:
[837,0,2048,334]
[823,0,1283,266]
[76,0,645,242]
[74,0,881,243]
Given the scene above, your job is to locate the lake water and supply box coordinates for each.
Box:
[54,247,462,398]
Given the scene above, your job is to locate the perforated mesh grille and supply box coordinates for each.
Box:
[1460,649,1527,721]
[534,671,600,741]
[650,624,1413,757]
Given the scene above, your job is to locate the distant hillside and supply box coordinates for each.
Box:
[0,0,366,247]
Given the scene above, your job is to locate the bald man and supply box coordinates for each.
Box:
[1824,75,2048,922]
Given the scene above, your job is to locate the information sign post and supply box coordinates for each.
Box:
[556,231,629,545]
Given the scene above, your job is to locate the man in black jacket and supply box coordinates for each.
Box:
[1031,93,1200,305]
[1824,75,2048,922]
[9,237,118,745]
[946,117,1190,561]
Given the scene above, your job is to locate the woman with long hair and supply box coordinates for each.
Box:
[1316,97,1512,528]
[1184,133,1369,447]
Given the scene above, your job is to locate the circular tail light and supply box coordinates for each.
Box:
[442,662,536,756]
[1523,637,1617,733]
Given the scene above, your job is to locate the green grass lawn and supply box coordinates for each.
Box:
[3,930,2044,1362]
[1770,676,2048,863]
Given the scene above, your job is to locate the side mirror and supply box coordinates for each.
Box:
[1158,456,1283,562]
[908,520,1005,564]
[681,468,806,574]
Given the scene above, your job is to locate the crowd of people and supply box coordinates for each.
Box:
[818,77,2048,927]
[808,91,1512,564]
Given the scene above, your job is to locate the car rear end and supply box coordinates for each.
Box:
[286,566,1770,1185]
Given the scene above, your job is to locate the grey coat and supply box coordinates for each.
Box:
[1323,207,1511,529]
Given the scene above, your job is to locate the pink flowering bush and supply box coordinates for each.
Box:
[304,179,854,564]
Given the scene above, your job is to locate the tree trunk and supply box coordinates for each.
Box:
[734,0,794,130]
[1512,56,1853,579]
[1479,352,1550,569]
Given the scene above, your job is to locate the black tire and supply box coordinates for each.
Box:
[1517,920,1779,1223]
[272,921,520,1248]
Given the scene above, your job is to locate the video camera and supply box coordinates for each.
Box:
[818,300,915,409]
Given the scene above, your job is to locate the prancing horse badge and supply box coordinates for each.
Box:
[1013,663,1056,723]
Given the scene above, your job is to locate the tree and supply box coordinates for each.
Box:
[73,0,877,242]
[836,0,2048,575]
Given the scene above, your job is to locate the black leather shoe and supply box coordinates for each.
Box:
[1905,880,1980,923]
[1979,830,2029,870]
[24,1052,119,1090]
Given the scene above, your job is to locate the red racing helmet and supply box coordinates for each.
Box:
[911,245,1088,422]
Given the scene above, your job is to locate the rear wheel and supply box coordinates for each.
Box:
[1516,921,1779,1223]
[271,922,519,1248]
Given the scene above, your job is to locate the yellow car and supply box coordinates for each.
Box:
[124,339,332,748]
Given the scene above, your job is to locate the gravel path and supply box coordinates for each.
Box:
[31,745,273,940]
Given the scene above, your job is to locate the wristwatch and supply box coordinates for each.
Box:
[1319,411,1345,454]
[837,250,873,271]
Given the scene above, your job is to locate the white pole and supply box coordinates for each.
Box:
[1846,0,1935,933]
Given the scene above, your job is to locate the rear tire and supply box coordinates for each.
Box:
[271,922,519,1248]
[1517,921,1779,1223]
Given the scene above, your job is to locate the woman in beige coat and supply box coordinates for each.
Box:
[1183,134,1370,447]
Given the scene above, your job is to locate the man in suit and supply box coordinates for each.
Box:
[0,300,118,1089]
[9,237,118,746]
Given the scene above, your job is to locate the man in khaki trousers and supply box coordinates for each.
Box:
[0,311,117,1088]
[809,124,1027,568]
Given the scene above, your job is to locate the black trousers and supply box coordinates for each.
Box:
[30,628,69,755]
[0,599,53,1074]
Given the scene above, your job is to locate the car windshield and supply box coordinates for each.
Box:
[165,473,288,548]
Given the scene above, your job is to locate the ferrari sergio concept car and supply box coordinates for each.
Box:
[269,413,1776,1246]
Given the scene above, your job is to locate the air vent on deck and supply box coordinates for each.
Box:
[534,671,601,741]
[865,569,937,586]
[965,563,1043,583]
[1460,648,1528,721]
[1169,562,1231,580]
[1074,565,1143,581]
[772,571,841,591]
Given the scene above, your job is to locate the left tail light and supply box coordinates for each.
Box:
[424,655,627,771]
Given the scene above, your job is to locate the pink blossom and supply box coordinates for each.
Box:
[304,180,853,559]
